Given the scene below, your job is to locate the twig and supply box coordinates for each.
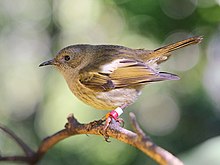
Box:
[0,125,34,157]
[129,113,183,165]
[0,113,184,165]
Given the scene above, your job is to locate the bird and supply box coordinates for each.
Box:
[39,36,203,130]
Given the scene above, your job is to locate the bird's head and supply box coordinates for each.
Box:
[39,45,91,78]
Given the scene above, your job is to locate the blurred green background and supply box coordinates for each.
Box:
[0,0,220,165]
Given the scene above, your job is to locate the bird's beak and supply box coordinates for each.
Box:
[39,59,55,67]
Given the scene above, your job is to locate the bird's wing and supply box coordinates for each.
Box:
[79,59,179,91]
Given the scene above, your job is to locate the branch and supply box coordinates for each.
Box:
[0,113,184,165]
[0,124,34,157]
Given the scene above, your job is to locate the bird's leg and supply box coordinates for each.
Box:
[103,104,127,131]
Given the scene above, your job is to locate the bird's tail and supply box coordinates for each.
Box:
[146,36,203,64]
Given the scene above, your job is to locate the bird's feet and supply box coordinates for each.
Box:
[103,107,124,131]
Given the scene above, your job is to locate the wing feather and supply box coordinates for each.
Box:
[79,59,179,91]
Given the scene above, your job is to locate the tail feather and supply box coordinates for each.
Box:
[138,72,180,84]
[146,36,203,64]
[157,72,180,81]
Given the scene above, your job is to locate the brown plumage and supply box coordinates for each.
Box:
[39,36,203,110]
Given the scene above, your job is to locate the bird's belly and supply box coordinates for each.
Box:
[69,80,141,110]
[95,88,141,110]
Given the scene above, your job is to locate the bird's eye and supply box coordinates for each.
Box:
[64,55,70,61]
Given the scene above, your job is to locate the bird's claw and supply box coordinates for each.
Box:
[100,107,125,141]
[103,112,124,130]
[101,113,124,141]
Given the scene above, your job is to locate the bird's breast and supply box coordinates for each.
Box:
[67,79,141,110]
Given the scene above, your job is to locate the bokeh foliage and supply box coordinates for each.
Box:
[0,0,220,164]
